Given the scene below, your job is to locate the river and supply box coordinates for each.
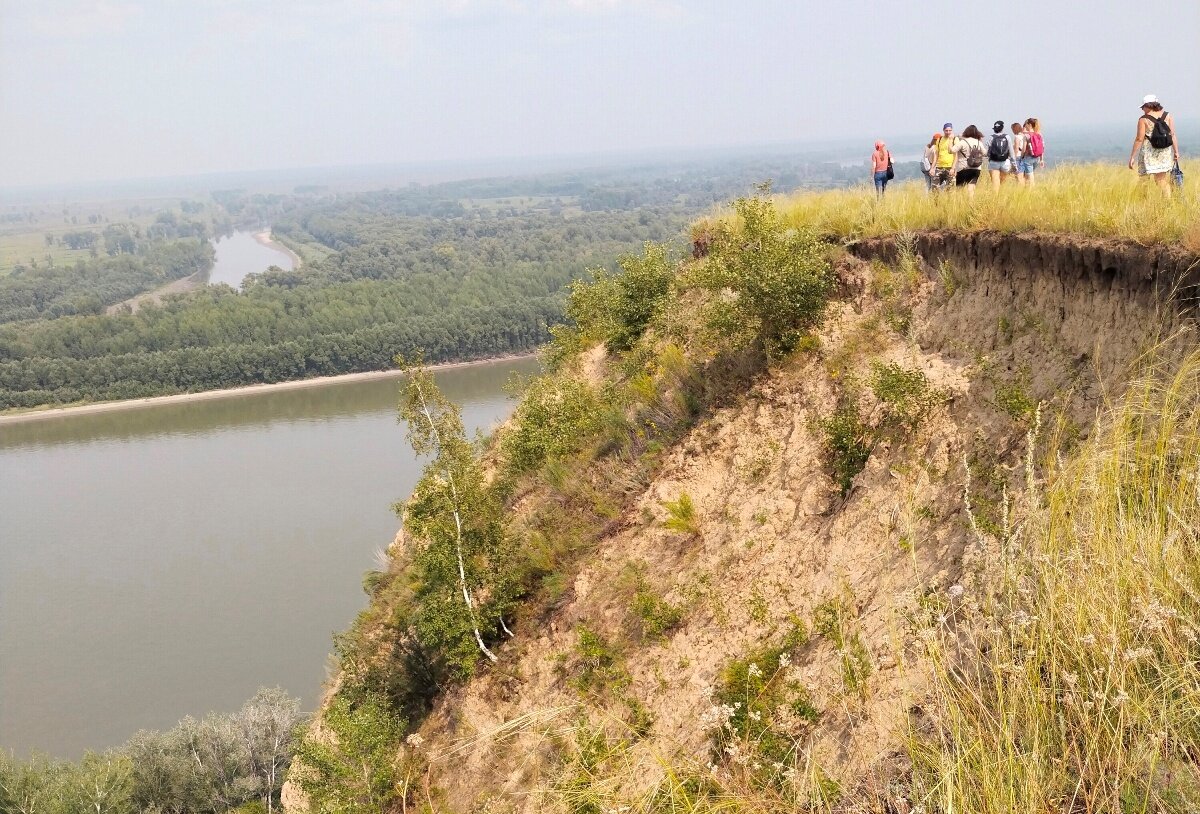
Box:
[209,230,296,289]
[0,357,539,757]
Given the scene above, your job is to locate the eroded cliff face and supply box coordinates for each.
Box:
[287,232,1198,813]
[852,230,1199,386]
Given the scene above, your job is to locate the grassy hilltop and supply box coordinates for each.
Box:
[287,162,1200,814]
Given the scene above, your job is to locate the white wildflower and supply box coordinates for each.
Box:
[778,652,792,669]
[747,663,763,679]
[948,584,965,599]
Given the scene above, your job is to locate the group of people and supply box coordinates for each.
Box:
[871,119,1044,198]
[869,94,1184,198]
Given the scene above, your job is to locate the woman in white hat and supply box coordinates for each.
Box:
[1129,94,1181,197]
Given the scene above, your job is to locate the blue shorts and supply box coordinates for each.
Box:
[988,159,1014,172]
[1018,156,1040,174]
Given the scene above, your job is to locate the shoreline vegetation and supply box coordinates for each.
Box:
[0,351,537,425]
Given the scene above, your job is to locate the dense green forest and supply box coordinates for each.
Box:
[0,153,887,410]
[0,202,684,408]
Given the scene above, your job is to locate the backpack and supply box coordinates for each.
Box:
[987,134,1010,162]
[1027,131,1045,158]
[885,152,894,181]
[966,139,985,169]
[1144,113,1173,149]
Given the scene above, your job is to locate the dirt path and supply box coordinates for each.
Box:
[106,270,206,315]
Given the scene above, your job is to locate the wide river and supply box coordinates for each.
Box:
[0,357,539,757]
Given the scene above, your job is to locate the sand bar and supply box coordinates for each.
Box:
[253,229,303,268]
[0,353,538,426]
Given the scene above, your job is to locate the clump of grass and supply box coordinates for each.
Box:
[621,563,683,641]
[661,492,701,536]
[909,351,1200,813]
[700,623,817,787]
[811,595,872,697]
[771,161,1200,245]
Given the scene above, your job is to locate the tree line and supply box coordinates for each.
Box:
[0,688,303,814]
[0,199,686,409]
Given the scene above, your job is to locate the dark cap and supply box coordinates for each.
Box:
[993,120,1005,132]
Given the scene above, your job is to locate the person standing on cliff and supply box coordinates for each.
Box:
[984,120,1014,191]
[933,123,959,192]
[922,134,941,192]
[871,141,893,197]
[1017,118,1045,185]
[1129,95,1181,198]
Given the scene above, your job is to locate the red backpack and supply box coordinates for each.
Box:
[1027,131,1045,158]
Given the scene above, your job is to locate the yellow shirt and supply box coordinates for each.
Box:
[936,137,957,169]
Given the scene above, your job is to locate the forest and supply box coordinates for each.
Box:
[0,195,687,408]
[0,152,888,410]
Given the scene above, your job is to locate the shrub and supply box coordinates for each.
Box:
[501,374,608,475]
[293,694,408,814]
[702,195,833,359]
[703,623,816,786]
[870,361,941,432]
[821,401,872,496]
[564,242,675,354]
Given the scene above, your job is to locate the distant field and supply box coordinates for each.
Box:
[0,197,193,274]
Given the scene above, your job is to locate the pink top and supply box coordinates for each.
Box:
[872,141,891,172]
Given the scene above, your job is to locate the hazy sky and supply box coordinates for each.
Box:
[2,0,1197,187]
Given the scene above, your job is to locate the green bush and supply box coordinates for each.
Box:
[870,361,941,432]
[706,623,816,786]
[501,374,609,475]
[821,401,872,496]
[702,195,833,359]
[563,241,675,354]
[293,694,407,814]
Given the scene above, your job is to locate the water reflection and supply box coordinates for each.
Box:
[0,356,539,757]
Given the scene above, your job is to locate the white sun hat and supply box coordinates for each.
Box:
[1142,94,1160,106]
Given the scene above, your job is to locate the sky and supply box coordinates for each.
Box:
[1,0,1197,187]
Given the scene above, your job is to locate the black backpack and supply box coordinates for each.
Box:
[987,134,1010,162]
[1144,113,1173,149]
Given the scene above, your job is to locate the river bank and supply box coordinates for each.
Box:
[253,228,302,268]
[0,353,538,426]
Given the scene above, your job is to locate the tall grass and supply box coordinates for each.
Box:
[913,349,1200,813]
[763,162,1200,248]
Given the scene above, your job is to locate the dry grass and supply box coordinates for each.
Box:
[741,162,1199,249]
[912,347,1200,813]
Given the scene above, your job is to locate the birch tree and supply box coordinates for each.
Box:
[397,359,514,678]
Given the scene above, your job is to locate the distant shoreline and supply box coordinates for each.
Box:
[253,228,302,269]
[0,353,538,426]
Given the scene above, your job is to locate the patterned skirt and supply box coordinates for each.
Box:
[1140,142,1175,175]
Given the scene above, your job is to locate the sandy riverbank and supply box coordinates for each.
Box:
[0,353,538,426]
[253,229,302,268]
